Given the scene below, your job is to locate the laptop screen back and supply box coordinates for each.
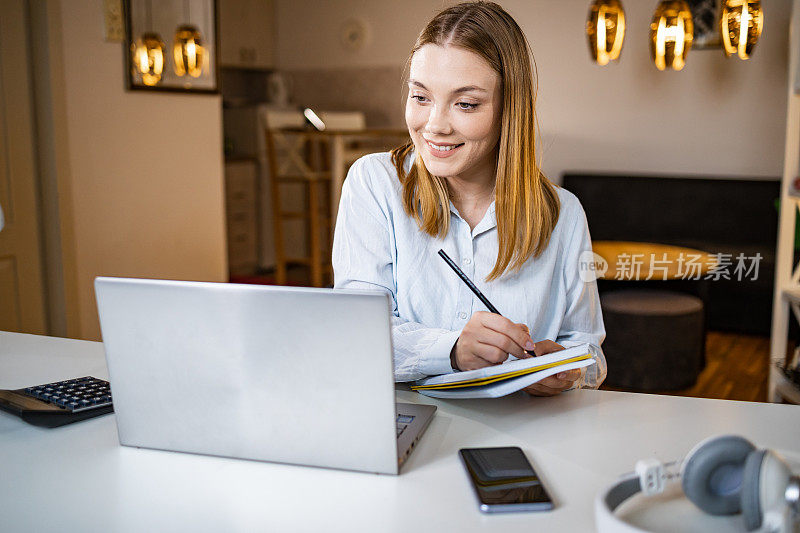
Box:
[95,277,399,474]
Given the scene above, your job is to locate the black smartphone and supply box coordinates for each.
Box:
[459,447,554,513]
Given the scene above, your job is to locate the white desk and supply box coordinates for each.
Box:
[1,332,799,532]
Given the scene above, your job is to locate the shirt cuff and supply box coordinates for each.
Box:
[417,329,461,376]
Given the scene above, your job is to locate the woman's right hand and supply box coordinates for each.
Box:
[450,311,534,371]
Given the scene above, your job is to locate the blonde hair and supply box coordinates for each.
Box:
[391,1,560,282]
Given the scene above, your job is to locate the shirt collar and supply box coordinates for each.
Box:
[471,201,497,238]
[450,199,497,238]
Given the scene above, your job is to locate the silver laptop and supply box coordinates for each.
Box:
[94,277,436,475]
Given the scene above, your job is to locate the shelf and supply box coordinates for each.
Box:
[771,365,800,404]
[770,4,800,405]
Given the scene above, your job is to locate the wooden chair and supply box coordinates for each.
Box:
[263,110,369,287]
[263,110,331,287]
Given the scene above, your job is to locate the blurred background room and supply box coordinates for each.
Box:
[2,0,799,404]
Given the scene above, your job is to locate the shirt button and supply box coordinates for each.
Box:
[463,258,472,265]
[459,312,467,320]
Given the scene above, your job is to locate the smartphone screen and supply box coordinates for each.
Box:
[459,447,554,513]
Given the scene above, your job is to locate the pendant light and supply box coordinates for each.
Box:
[130,2,164,86]
[586,0,626,66]
[649,0,694,71]
[173,0,205,77]
[721,0,763,60]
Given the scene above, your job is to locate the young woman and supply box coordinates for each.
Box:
[332,1,605,396]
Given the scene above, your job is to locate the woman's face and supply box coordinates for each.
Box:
[405,44,502,182]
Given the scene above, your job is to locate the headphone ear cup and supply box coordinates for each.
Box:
[682,435,755,515]
[740,450,766,531]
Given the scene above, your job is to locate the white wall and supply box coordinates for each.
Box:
[53,0,228,340]
[275,0,789,180]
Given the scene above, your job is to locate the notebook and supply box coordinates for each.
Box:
[411,343,602,399]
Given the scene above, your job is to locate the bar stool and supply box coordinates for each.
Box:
[263,110,331,287]
[264,110,369,287]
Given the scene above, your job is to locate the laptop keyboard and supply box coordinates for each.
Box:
[396,414,415,437]
[23,377,112,413]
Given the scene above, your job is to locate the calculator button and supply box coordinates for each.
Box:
[19,377,111,413]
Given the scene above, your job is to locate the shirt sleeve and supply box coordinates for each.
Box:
[555,201,607,388]
[332,157,460,382]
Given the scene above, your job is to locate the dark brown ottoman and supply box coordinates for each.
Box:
[600,289,705,391]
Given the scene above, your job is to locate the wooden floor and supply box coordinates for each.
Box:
[601,331,772,402]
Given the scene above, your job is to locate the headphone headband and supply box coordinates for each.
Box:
[595,436,799,533]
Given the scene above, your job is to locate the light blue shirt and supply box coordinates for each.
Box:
[332,151,605,383]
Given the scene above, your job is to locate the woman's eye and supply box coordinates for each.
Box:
[411,95,428,103]
[456,102,478,111]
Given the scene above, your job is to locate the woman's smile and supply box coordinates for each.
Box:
[426,139,465,157]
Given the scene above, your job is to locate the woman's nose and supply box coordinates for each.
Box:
[425,105,453,135]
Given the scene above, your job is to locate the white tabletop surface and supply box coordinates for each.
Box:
[1,331,799,533]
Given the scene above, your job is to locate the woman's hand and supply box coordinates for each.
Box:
[450,311,532,371]
[521,340,581,397]
[450,313,581,396]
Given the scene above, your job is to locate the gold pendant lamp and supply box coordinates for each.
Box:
[132,32,165,86]
[650,0,694,71]
[721,0,763,60]
[586,0,626,66]
[130,1,164,86]
[173,25,205,77]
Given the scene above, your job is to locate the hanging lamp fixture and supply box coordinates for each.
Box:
[173,25,205,77]
[173,0,205,77]
[130,2,165,86]
[649,0,694,71]
[586,0,626,66]
[721,0,763,60]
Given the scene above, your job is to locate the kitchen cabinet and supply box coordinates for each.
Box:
[225,158,259,275]
[218,0,274,69]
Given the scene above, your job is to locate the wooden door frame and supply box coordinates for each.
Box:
[27,0,81,339]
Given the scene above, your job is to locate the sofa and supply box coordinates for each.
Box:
[561,173,780,336]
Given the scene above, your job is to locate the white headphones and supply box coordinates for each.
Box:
[595,435,800,532]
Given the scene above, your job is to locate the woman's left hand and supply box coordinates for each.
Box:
[520,339,581,396]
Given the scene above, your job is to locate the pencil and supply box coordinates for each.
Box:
[437,249,535,356]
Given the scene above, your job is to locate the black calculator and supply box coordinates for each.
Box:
[0,376,113,428]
